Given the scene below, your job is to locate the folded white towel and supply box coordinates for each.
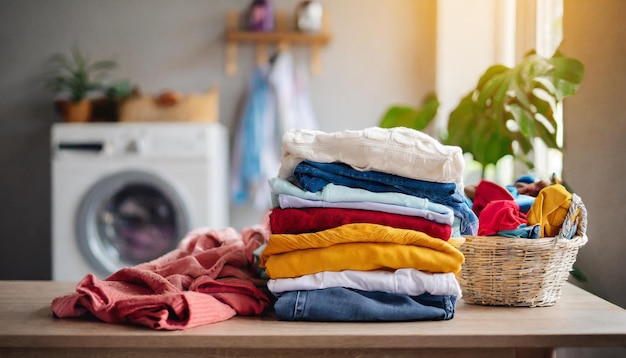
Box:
[278,126,465,190]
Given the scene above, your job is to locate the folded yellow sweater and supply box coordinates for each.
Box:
[262,241,465,278]
[261,223,460,265]
[261,223,465,278]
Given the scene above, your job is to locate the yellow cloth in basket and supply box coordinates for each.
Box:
[527,184,571,237]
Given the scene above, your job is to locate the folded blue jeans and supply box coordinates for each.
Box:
[273,287,457,322]
[294,160,457,199]
[293,160,478,235]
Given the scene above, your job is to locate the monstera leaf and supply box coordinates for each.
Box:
[380,93,439,132]
[379,50,584,178]
[443,50,584,173]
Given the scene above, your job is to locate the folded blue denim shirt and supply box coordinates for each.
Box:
[292,160,478,235]
[273,287,457,322]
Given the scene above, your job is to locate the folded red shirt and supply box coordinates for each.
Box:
[269,207,452,240]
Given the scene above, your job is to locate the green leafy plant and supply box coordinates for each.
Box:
[105,79,134,101]
[380,50,584,178]
[379,93,440,131]
[44,46,118,103]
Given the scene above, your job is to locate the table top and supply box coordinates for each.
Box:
[1,280,625,350]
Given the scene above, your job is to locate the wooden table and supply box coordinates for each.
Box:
[1,281,625,358]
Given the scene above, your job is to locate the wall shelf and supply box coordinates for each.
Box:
[224,10,331,75]
[225,31,330,45]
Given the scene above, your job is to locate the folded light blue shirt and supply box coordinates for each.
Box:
[269,177,454,216]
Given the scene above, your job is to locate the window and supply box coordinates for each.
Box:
[529,0,564,181]
[436,0,565,185]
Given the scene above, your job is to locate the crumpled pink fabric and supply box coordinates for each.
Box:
[51,226,271,330]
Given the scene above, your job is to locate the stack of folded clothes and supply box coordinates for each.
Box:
[260,126,477,322]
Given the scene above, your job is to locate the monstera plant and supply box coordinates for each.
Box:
[380,50,585,178]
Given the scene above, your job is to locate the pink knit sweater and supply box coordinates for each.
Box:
[51,226,271,330]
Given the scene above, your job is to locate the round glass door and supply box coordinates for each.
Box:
[77,171,189,277]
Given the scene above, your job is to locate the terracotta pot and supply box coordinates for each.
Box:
[56,99,92,123]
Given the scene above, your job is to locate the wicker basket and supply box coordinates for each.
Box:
[458,194,588,307]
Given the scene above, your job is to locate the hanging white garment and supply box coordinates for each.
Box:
[268,51,319,135]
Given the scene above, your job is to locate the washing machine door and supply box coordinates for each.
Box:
[77,170,190,277]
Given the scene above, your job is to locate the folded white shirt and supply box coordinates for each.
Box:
[267,268,462,297]
[278,126,465,190]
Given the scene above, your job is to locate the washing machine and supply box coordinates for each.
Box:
[51,122,229,281]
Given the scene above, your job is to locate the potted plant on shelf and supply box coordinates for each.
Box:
[91,78,136,122]
[380,49,585,179]
[44,46,118,122]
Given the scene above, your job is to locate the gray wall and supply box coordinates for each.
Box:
[561,0,626,309]
[558,1,626,357]
[0,0,436,279]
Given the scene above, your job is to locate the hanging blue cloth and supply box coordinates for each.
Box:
[231,51,319,209]
[231,67,276,207]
